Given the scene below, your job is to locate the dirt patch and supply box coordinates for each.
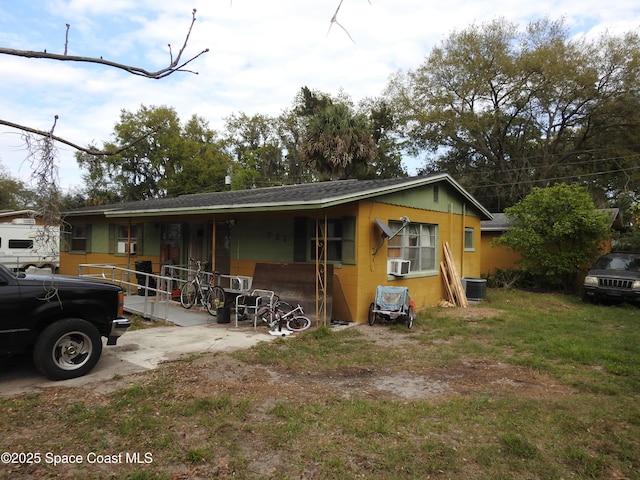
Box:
[191,349,568,403]
[1,318,578,480]
[5,321,569,403]
[140,323,570,404]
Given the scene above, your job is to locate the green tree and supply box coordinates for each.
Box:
[495,183,610,290]
[276,108,315,184]
[300,101,377,180]
[0,168,34,210]
[359,97,407,179]
[386,18,640,211]
[166,115,231,196]
[224,112,285,189]
[77,105,229,202]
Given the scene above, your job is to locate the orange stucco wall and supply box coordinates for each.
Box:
[61,200,484,324]
[349,200,482,323]
[480,232,523,276]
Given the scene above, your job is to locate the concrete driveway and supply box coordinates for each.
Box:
[0,323,275,397]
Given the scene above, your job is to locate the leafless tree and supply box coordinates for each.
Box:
[0,9,208,155]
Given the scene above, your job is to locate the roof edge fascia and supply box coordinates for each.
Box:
[70,175,493,220]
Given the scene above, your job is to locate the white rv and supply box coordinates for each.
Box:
[0,218,60,271]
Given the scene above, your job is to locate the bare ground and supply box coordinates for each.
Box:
[1,307,576,479]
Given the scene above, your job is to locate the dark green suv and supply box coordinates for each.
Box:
[583,252,640,305]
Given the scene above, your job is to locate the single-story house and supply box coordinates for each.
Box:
[480,208,624,278]
[61,174,493,323]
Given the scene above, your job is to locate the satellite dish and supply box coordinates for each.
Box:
[375,218,395,238]
[372,217,410,255]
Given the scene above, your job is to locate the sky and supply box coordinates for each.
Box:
[0,0,639,193]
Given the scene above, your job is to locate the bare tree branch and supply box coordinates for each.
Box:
[0,119,161,156]
[0,9,208,79]
[64,24,70,55]
[0,8,199,156]
[327,0,371,43]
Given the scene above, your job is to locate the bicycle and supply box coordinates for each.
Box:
[180,258,226,316]
[256,302,311,332]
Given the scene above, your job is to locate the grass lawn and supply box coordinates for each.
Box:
[1,288,639,479]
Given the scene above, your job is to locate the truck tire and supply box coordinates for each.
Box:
[33,318,103,380]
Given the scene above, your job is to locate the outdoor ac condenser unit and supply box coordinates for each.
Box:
[388,259,410,276]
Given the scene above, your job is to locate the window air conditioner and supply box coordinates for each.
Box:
[388,259,410,276]
[117,241,137,254]
[231,276,252,291]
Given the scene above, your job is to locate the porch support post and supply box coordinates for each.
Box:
[315,214,328,326]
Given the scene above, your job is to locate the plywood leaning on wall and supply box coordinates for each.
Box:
[441,241,468,308]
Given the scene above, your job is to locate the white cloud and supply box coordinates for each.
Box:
[0,0,639,191]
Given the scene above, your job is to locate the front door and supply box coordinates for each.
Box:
[184,222,213,270]
[215,222,231,275]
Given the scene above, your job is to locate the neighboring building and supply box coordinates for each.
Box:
[480,213,523,277]
[480,208,624,278]
[61,175,492,323]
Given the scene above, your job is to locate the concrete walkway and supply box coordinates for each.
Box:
[1,296,329,396]
[0,316,275,397]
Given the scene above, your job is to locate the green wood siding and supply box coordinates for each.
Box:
[231,217,295,262]
[143,222,161,256]
[91,224,110,253]
[374,185,483,217]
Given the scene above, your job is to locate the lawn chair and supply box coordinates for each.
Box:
[368,285,415,329]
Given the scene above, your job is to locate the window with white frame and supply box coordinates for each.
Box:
[388,221,437,273]
[464,227,475,251]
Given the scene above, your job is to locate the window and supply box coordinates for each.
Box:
[323,219,342,262]
[8,239,34,249]
[71,225,88,252]
[388,221,437,273]
[464,227,475,251]
[116,225,137,255]
[300,217,356,264]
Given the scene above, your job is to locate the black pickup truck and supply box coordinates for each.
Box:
[0,264,131,380]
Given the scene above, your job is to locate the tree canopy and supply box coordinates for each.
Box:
[72,87,407,203]
[385,18,640,212]
[76,106,231,203]
[0,169,33,210]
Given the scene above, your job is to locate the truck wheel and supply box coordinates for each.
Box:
[33,318,103,380]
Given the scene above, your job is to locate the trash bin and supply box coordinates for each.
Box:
[134,260,156,296]
[216,307,231,324]
[462,277,487,302]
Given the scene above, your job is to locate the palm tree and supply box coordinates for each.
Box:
[301,103,377,180]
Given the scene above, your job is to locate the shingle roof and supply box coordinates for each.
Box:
[480,213,511,232]
[65,174,493,219]
[481,208,622,232]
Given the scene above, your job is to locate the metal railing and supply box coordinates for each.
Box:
[161,263,252,294]
[77,262,253,322]
[78,263,175,321]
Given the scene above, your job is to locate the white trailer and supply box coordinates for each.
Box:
[0,218,60,271]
